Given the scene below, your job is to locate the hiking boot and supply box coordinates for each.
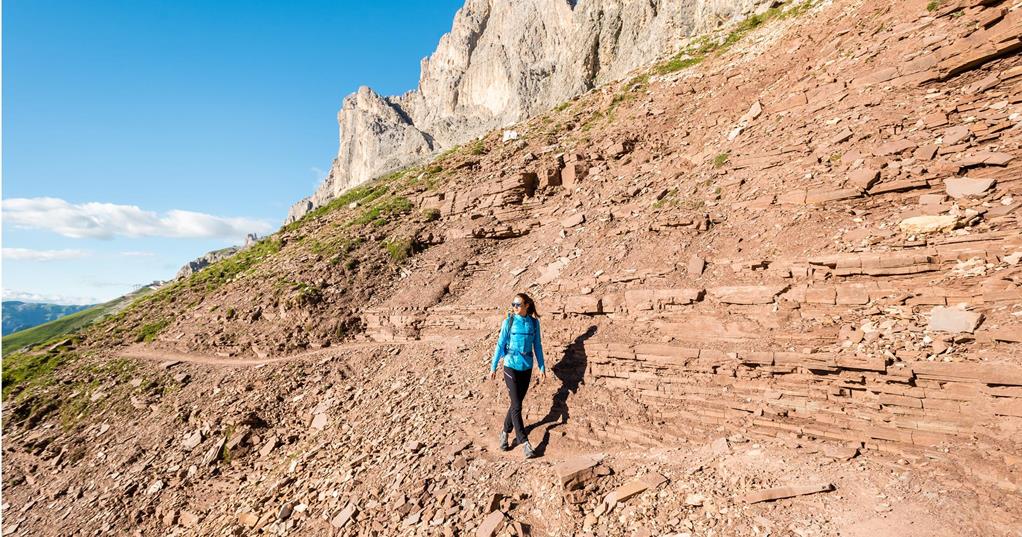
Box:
[522,440,537,459]
[498,431,510,451]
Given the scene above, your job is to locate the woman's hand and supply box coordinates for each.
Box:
[538,370,547,384]
[489,370,496,381]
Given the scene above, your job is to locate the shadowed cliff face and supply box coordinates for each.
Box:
[287,0,760,223]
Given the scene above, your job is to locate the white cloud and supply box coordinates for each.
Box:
[2,289,99,305]
[2,197,273,240]
[2,248,90,261]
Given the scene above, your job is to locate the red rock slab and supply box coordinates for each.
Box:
[943,125,972,145]
[874,138,917,156]
[912,361,1022,385]
[553,455,603,488]
[847,168,880,190]
[476,510,505,537]
[604,472,668,505]
[743,482,834,504]
[914,144,939,160]
[564,295,602,314]
[944,177,995,198]
[850,66,899,88]
[993,399,1022,417]
[960,151,1014,167]
[708,285,788,305]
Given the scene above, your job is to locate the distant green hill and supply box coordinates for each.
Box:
[3,301,93,334]
[2,286,157,357]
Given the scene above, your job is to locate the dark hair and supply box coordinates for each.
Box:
[514,292,540,318]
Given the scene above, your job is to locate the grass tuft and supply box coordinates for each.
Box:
[712,152,731,168]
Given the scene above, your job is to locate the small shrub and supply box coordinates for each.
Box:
[421,208,441,222]
[926,0,941,11]
[712,152,730,168]
[468,138,486,156]
[383,237,414,262]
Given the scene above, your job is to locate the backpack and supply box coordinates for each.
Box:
[501,314,536,358]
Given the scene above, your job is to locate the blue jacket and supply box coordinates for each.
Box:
[491,314,545,373]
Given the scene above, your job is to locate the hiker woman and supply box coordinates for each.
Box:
[489,292,546,458]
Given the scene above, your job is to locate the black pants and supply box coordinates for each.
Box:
[502,366,532,444]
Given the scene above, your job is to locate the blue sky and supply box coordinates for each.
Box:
[2,0,464,305]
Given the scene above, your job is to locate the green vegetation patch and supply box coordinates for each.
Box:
[136,318,171,342]
[2,306,104,357]
[2,351,69,400]
[283,181,393,233]
[468,138,487,156]
[188,237,283,291]
[383,236,415,262]
[713,152,731,168]
[421,208,441,222]
[349,196,414,228]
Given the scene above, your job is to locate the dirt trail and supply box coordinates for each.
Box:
[116,340,403,367]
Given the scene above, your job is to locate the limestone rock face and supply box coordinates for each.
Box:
[175,233,259,280]
[288,0,760,222]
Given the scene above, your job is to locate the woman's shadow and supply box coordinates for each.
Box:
[528,325,596,455]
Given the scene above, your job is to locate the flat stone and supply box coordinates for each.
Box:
[874,139,916,156]
[331,503,357,529]
[708,285,787,305]
[687,255,705,276]
[944,177,995,198]
[178,511,199,528]
[961,151,1015,167]
[310,413,329,431]
[238,512,258,527]
[181,431,203,451]
[898,214,958,234]
[942,125,971,145]
[553,455,603,488]
[564,295,602,314]
[685,493,706,506]
[476,510,505,537]
[259,436,277,458]
[928,306,983,334]
[561,213,586,228]
[806,188,862,204]
[847,168,879,190]
[744,483,834,504]
[822,445,859,460]
[914,144,938,160]
[604,473,668,506]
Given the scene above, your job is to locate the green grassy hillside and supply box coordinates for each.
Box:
[2,286,156,357]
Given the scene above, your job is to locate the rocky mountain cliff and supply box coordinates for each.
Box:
[287,0,762,222]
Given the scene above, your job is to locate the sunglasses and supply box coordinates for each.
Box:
[511,301,523,307]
